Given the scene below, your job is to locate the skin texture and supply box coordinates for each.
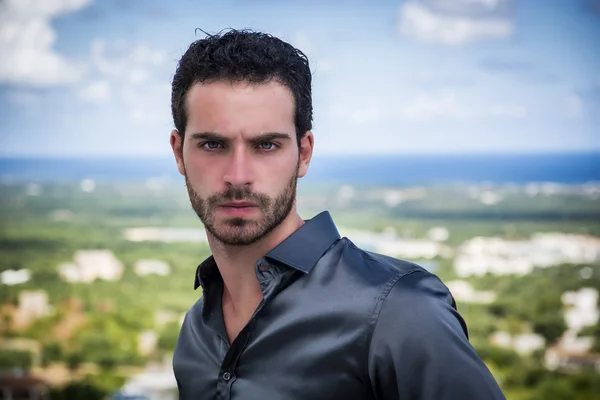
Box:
[170,80,314,342]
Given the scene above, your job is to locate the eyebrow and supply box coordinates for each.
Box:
[189,132,292,145]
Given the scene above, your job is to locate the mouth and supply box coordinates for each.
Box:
[218,201,259,217]
[220,201,256,208]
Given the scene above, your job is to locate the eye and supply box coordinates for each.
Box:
[200,141,223,150]
[258,142,277,151]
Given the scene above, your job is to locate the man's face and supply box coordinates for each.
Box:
[171,80,313,246]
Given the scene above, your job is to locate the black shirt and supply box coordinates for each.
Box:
[173,211,505,399]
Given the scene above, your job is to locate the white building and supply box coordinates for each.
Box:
[154,310,179,327]
[380,188,427,207]
[138,331,158,356]
[0,269,31,285]
[545,346,600,372]
[454,234,600,277]
[489,331,545,355]
[123,227,208,243]
[544,287,599,371]
[445,280,496,304]
[134,260,171,277]
[533,233,600,264]
[427,227,450,242]
[339,227,453,260]
[562,288,599,331]
[118,364,178,400]
[58,250,124,283]
[13,291,52,328]
[377,240,447,260]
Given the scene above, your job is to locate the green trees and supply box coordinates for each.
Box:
[0,349,32,369]
[70,316,145,368]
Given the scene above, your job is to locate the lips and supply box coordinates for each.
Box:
[221,202,256,208]
[218,201,259,217]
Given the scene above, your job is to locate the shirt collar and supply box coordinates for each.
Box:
[193,211,340,290]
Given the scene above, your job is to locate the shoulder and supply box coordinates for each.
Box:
[334,237,432,287]
[335,238,462,332]
[331,238,457,321]
[370,267,468,342]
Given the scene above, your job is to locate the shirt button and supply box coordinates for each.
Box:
[222,371,232,381]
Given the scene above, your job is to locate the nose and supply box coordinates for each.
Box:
[223,146,253,187]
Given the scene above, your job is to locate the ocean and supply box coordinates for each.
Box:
[0,153,599,185]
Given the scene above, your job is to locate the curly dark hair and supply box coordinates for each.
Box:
[171,29,313,146]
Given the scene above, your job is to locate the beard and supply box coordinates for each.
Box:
[184,166,298,247]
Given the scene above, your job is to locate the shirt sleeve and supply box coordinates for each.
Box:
[367,270,506,400]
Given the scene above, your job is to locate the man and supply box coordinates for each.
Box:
[170,29,505,400]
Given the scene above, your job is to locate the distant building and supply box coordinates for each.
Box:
[138,331,158,356]
[380,188,426,207]
[0,269,31,286]
[154,310,179,328]
[545,291,599,373]
[123,227,208,243]
[13,291,52,329]
[25,184,41,197]
[338,227,453,260]
[335,185,355,208]
[562,288,599,331]
[427,227,449,242]
[545,347,600,373]
[80,179,95,193]
[377,240,447,259]
[489,331,545,355]
[556,331,594,354]
[134,260,170,277]
[58,250,123,283]
[454,233,600,277]
[445,280,496,304]
[532,233,600,264]
[116,364,178,400]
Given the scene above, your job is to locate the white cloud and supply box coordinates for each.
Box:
[398,92,473,120]
[79,80,111,102]
[90,39,165,85]
[0,0,92,86]
[84,39,172,125]
[426,0,507,12]
[398,1,513,45]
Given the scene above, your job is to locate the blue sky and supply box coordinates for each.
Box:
[0,0,599,157]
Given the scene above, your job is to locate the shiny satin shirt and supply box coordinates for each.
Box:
[173,211,505,399]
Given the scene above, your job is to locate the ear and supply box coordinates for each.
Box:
[297,131,314,179]
[170,129,186,176]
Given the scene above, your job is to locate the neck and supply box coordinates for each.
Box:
[207,205,305,309]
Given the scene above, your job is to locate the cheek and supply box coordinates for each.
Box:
[260,155,297,189]
[183,156,217,189]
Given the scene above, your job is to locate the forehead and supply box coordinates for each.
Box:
[185,80,295,134]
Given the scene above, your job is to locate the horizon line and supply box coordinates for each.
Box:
[1,150,600,159]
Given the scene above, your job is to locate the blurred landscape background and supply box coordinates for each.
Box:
[1,0,599,399]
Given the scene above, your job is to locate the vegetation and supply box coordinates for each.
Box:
[1,179,599,398]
